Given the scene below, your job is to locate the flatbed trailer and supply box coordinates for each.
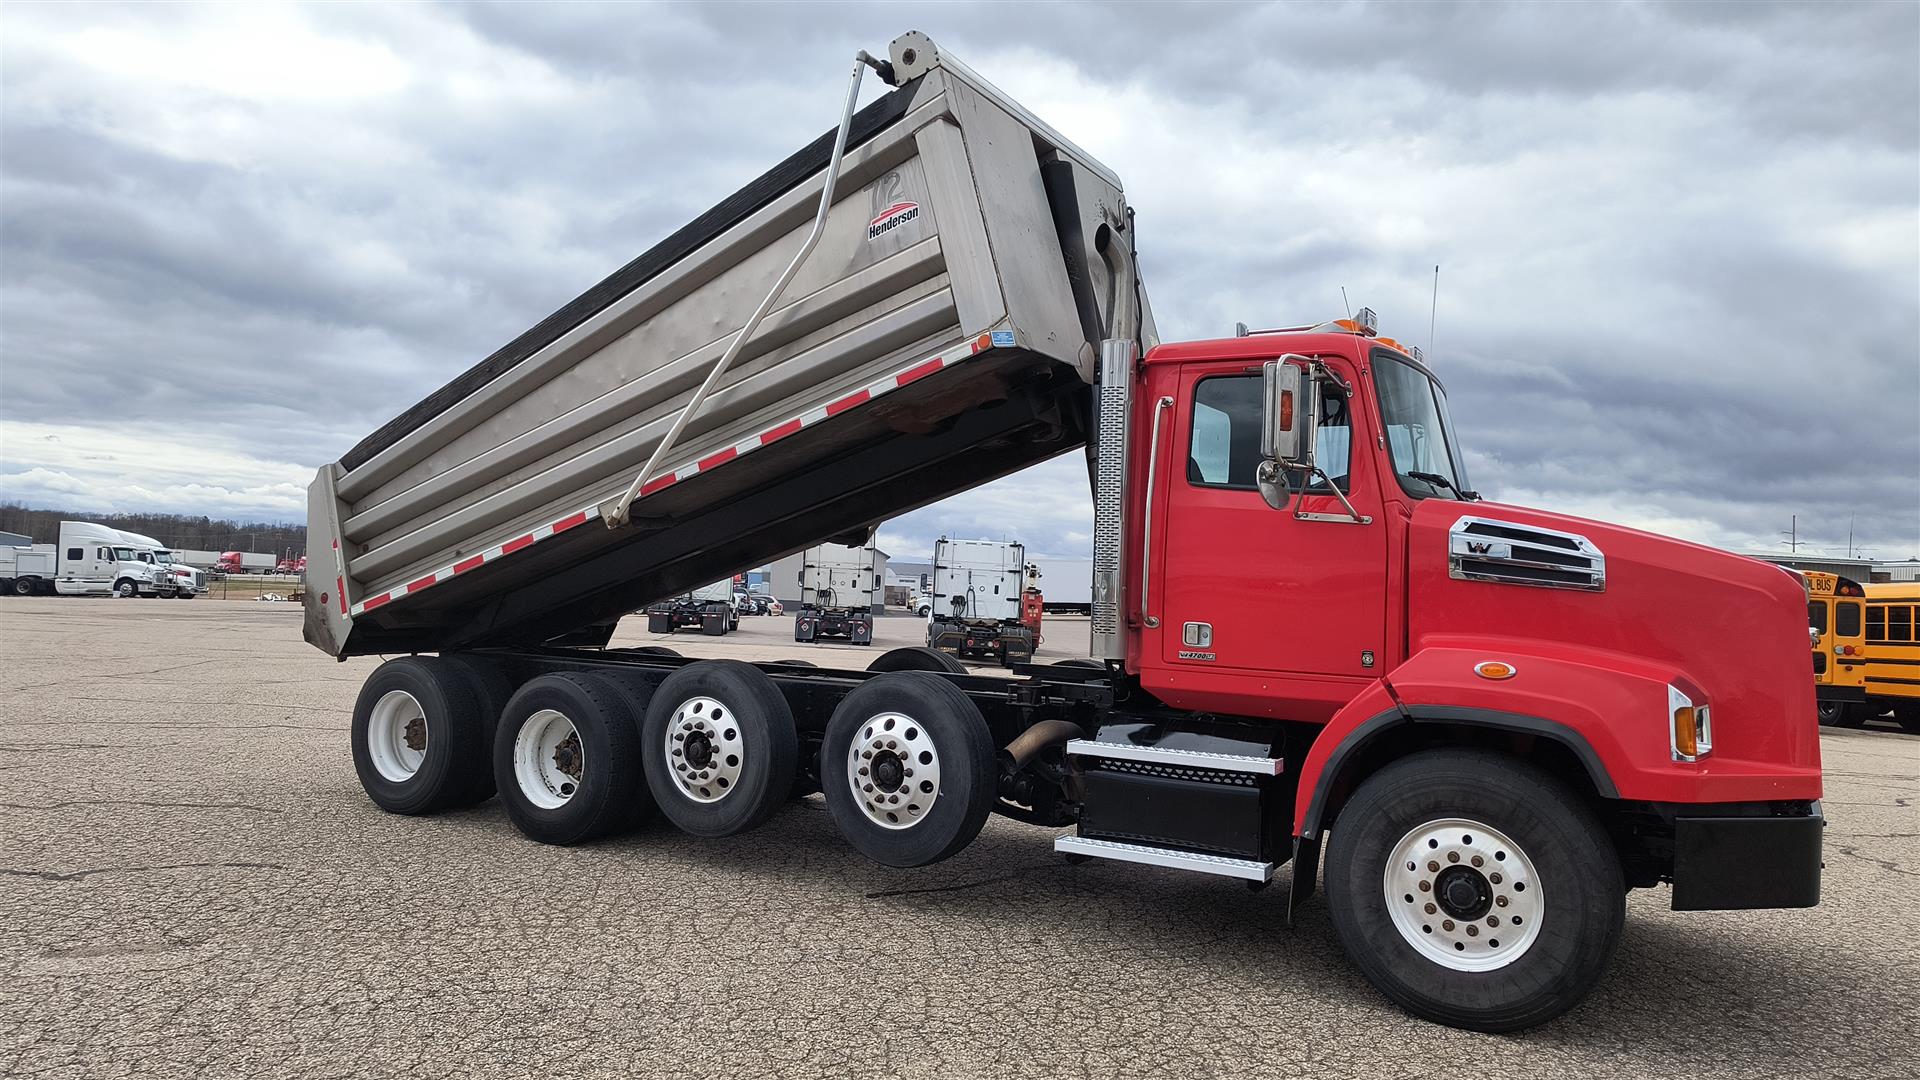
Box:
[308,32,1823,1033]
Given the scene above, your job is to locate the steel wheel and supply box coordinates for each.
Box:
[367,690,428,782]
[513,708,586,810]
[1384,817,1544,972]
[846,710,942,829]
[115,580,138,598]
[663,696,746,803]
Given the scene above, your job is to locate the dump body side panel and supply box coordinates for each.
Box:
[306,58,1138,657]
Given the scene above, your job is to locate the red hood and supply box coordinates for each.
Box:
[1406,500,1819,789]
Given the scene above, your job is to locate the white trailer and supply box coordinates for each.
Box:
[0,545,57,595]
[927,537,1033,664]
[795,542,880,645]
[1028,555,1092,613]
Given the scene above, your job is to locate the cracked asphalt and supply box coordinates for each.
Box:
[2,597,1915,1079]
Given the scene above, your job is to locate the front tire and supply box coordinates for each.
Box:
[820,672,995,867]
[114,579,138,598]
[1323,748,1624,1032]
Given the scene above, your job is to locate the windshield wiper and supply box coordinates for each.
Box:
[1406,471,1480,501]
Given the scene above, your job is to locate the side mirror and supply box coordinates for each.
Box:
[1260,357,1320,509]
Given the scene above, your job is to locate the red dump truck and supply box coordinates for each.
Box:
[304,32,1822,1031]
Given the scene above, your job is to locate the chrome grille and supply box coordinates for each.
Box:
[1449,516,1605,592]
[1090,339,1134,657]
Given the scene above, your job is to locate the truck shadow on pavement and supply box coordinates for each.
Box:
[427,790,1899,1063]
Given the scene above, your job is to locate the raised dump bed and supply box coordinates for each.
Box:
[304,32,1150,658]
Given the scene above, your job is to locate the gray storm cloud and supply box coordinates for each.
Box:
[1,1,1914,558]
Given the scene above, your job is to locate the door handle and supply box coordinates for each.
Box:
[1139,395,1173,629]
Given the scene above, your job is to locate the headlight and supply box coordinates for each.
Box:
[1669,683,1713,762]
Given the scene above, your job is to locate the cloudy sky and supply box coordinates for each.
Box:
[2,1,1915,562]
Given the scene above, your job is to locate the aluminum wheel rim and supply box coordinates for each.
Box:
[847,711,940,830]
[665,696,743,803]
[368,690,427,783]
[1384,817,1543,972]
[514,709,585,810]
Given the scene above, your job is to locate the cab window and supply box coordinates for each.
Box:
[1187,373,1350,492]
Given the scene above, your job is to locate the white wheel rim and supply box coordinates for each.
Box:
[1384,817,1543,971]
[847,711,940,830]
[665,697,744,803]
[368,690,428,783]
[514,709,585,809]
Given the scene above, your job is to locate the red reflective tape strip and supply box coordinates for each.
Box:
[550,511,589,533]
[362,593,392,612]
[332,539,339,549]
[501,534,536,556]
[896,356,945,385]
[453,554,486,574]
[640,475,677,496]
[826,389,870,416]
[698,447,737,472]
[335,578,347,614]
[407,574,438,593]
[759,418,804,445]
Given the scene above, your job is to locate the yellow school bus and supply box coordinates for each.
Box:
[1863,582,1920,733]
[1805,572,1869,726]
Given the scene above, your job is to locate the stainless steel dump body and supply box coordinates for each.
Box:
[305,33,1150,657]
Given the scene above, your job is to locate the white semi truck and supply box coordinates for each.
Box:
[926,537,1035,665]
[794,542,880,645]
[298,32,1824,1031]
[0,521,177,597]
[644,580,738,636]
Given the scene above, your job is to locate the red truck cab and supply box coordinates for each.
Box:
[1120,312,1820,885]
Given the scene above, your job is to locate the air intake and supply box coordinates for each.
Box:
[1448,517,1605,592]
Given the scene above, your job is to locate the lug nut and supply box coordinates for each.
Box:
[1442,920,1455,932]
[1471,855,1484,867]
[1490,872,1503,884]
[1419,881,1431,892]
[1447,852,1460,863]
[1466,925,1478,937]
[1495,896,1509,908]
[1488,916,1500,926]
[1427,861,1440,873]
[1424,903,1437,915]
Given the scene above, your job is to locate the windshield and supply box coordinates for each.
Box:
[154,551,174,564]
[1374,351,1470,499]
[112,547,140,561]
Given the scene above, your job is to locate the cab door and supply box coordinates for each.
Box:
[1155,359,1389,700]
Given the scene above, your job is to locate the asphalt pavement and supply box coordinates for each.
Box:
[1,597,1914,1079]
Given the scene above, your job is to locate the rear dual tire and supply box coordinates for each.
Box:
[351,656,494,815]
[820,672,995,867]
[493,673,654,845]
[640,660,796,839]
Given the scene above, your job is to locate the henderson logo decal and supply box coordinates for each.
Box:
[868,201,920,240]
[867,171,921,241]
[1177,649,1216,662]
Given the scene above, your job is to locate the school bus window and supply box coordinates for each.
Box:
[1893,606,1914,643]
[1807,602,1828,634]
[1837,602,1861,638]
[1867,605,1886,643]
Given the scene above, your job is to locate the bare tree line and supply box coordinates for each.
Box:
[0,503,304,556]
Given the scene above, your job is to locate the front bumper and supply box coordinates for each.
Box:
[1671,803,1823,911]
[1814,684,1866,704]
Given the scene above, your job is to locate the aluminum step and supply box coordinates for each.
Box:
[1065,738,1283,776]
[1055,836,1276,882]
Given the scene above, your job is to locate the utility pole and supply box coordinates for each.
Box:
[1780,515,1802,555]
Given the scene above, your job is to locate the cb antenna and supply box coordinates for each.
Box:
[1340,286,1352,320]
[1428,264,1440,356]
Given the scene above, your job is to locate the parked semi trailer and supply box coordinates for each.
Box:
[303,32,1822,1032]
[926,537,1035,665]
[794,542,879,645]
[1028,555,1092,614]
[645,581,738,637]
